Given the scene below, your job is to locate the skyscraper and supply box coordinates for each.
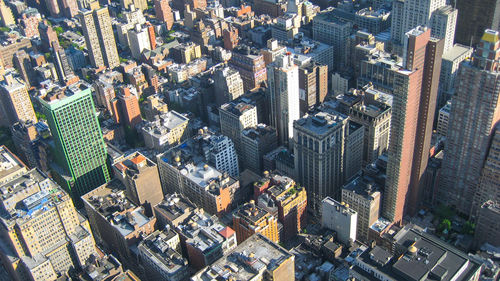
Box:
[454,0,500,46]
[383,26,443,223]
[39,83,110,205]
[268,53,300,147]
[0,74,37,127]
[219,101,258,158]
[79,7,119,69]
[429,5,457,53]
[293,111,361,216]
[439,30,500,216]
[390,0,446,47]
[214,66,244,106]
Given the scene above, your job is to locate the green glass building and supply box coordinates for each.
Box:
[39,83,109,206]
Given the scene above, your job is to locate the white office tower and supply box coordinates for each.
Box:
[268,53,300,147]
[321,197,357,245]
[206,135,240,178]
[391,0,446,46]
[128,24,151,59]
[430,5,457,53]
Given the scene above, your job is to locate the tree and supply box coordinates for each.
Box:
[461,221,475,235]
[437,219,452,233]
[54,26,64,35]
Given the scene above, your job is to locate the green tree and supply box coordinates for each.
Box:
[437,219,452,233]
[461,221,475,235]
[54,26,64,35]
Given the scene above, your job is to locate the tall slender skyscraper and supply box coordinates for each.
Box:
[39,83,110,206]
[454,0,500,46]
[268,53,300,147]
[154,0,174,30]
[383,26,442,223]
[438,29,500,216]
[79,7,119,69]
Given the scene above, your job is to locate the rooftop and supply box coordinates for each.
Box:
[220,101,256,117]
[0,146,27,185]
[241,124,276,141]
[82,180,153,237]
[154,193,198,225]
[294,111,347,136]
[142,111,189,137]
[113,151,156,179]
[176,210,229,253]
[234,202,272,225]
[192,234,293,281]
[39,81,92,104]
[138,230,188,273]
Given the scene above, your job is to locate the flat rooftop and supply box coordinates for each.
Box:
[0,146,26,184]
[442,44,473,61]
[294,111,347,136]
[192,234,293,281]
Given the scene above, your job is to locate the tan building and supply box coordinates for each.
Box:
[141,111,189,151]
[0,37,31,68]
[171,42,202,64]
[0,74,37,127]
[113,152,163,216]
[143,94,168,121]
[0,0,14,26]
[154,0,174,30]
[0,168,97,281]
[233,201,279,243]
[214,66,244,106]
[192,234,294,281]
[82,180,156,270]
[342,175,381,243]
[79,7,119,69]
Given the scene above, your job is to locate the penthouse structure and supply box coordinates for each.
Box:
[82,180,156,269]
[0,168,97,281]
[192,234,295,281]
[141,111,189,151]
[176,210,237,270]
[233,201,279,243]
[112,152,163,216]
[138,229,189,281]
[154,193,198,229]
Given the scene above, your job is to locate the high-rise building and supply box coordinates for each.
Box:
[0,0,14,26]
[438,29,500,216]
[19,9,40,39]
[436,101,451,136]
[321,197,357,245]
[229,45,267,92]
[219,101,258,158]
[268,53,300,147]
[232,201,279,243]
[383,26,444,223]
[293,111,362,216]
[13,50,34,87]
[471,125,500,216]
[53,44,76,84]
[112,86,142,127]
[127,24,151,60]
[38,21,59,52]
[454,0,500,46]
[38,83,109,206]
[240,124,278,173]
[11,121,50,172]
[79,8,119,69]
[437,44,473,108]
[0,167,98,281]
[112,151,163,216]
[312,11,352,70]
[154,0,174,30]
[0,74,37,127]
[474,201,500,248]
[390,0,446,46]
[214,66,244,106]
[429,5,457,53]
[342,87,392,166]
[298,61,328,115]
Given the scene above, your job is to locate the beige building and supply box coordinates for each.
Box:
[113,151,164,216]
[143,94,168,121]
[0,74,37,127]
[79,7,119,69]
[0,167,97,281]
[0,0,14,26]
[214,66,245,106]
